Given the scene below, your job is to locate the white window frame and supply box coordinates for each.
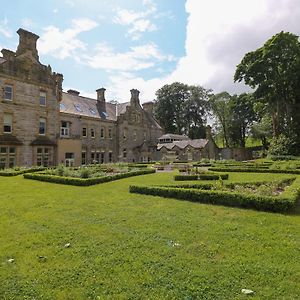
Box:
[91,128,95,138]
[60,121,70,137]
[82,127,87,137]
[100,127,105,139]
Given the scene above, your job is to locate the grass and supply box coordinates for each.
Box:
[0,172,300,299]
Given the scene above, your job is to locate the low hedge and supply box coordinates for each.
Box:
[24,169,155,186]
[208,167,300,175]
[0,167,47,176]
[174,173,229,181]
[129,182,299,213]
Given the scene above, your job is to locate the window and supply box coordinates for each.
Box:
[82,127,87,137]
[60,103,66,110]
[65,152,74,167]
[39,91,46,106]
[91,128,95,138]
[3,113,12,133]
[74,104,82,112]
[0,147,16,169]
[4,85,13,101]
[81,151,86,165]
[100,152,105,164]
[39,118,46,135]
[109,152,113,162]
[133,130,137,141]
[37,147,51,167]
[123,148,127,158]
[60,121,69,137]
[108,128,112,139]
[100,127,105,139]
[89,108,96,115]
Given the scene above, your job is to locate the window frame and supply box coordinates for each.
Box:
[39,117,46,135]
[3,113,13,134]
[4,85,13,101]
[39,91,47,106]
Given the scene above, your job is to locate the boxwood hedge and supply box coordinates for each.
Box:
[24,168,155,186]
[208,167,300,175]
[0,167,47,176]
[174,173,229,181]
[129,177,300,213]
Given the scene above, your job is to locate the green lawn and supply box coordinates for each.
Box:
[0,172,299,299]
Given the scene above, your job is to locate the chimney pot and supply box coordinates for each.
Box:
[16,28,39,60]
[67,89,80,96]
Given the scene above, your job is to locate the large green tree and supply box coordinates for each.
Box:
[154,82,210,138]
[234,31,300,154]
[210,92,257,147]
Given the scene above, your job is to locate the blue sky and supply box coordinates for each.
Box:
[1,0,300,102]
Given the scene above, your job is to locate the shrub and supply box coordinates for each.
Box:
[129,182,298,213]
[79,167,91,178]
[208,167,300,175]
[24,169,156,186]
[174,173,228,181]
[0,167,46,176]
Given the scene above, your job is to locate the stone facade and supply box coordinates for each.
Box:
[0,28,163,168]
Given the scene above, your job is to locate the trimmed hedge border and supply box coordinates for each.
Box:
[24,169,156,186]
[0,167,47,177]
[208,167,300,175]
[129,178,300,213]
[174,173,229,181]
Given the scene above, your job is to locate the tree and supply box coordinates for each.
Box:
[154,82,210,138]
[234,31,300,154]
[209,92,232,147]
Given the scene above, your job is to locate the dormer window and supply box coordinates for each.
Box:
[74,104,82,112]
[61,121,70,137]
[4,85,13,101]
[39,91,46,106]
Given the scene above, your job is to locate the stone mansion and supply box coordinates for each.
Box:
[0,28,163,168]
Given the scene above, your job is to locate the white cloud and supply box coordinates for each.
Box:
[53,8,58,14]
[102,0,300,102]
[38,18,98,59]
[82,42,173,72]
[113,0,158,40]
[0,18,13,38]
[21,18,35,29]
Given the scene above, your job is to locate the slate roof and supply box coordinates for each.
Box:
[157,139,209,150]
[0,135,23,145]
[60,92,162,129]
[60,92,117,121]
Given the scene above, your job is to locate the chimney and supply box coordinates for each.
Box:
[130,89,140,107]
[67,89,80,96]
[142,101,154,114]
[96,87,106,102]
[1,49,15,60]
[16,28,39,60]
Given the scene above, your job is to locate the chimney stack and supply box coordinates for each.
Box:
[142,101,154,114]
[67,89,80,96]
[96,87,106,102]
[16,28,39,60]
[130,89,140,107]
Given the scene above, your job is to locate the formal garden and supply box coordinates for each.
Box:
[1,158,300,299]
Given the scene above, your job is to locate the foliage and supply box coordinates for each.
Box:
[154,82,211,138]
[209,92,257,147]
[24,169,156,186]
[234,31,300,153]
[0,166,46,176]
[130,179,298,212]
[268,133,298,156]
